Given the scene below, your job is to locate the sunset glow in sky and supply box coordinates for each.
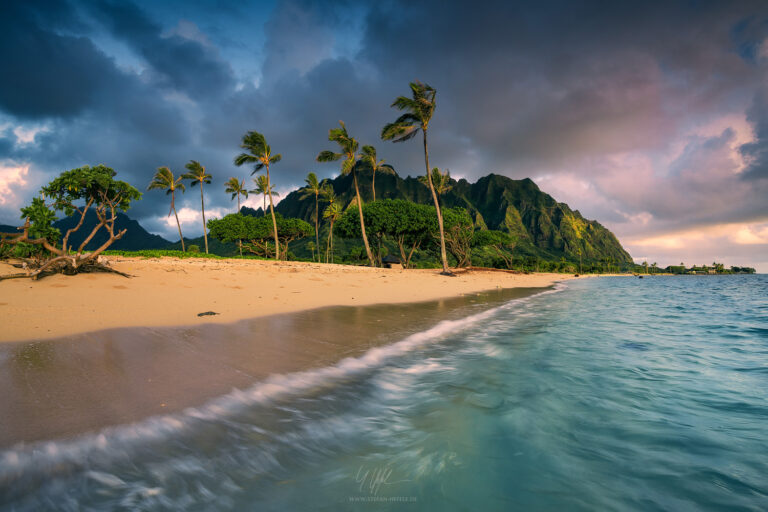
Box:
[1,1,766,270]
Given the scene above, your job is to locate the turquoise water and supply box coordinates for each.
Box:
[2,275,767,510]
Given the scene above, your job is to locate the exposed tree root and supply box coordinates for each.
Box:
[0,262,131,281]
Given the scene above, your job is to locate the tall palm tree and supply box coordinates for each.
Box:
[182,160,212,254]
[251,175,279,215]
[148,167,186,252]
[317,121,374,266]
[323,201,342,264]
[382,80,451,274]
[359,145,394,202]
[235,131,282,260]
[224,177,248,212]
[300,172,322,262]
[419,167,452,200]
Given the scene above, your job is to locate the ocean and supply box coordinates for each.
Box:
[1,275,766,511]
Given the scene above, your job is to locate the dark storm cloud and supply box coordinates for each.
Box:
[0,1,117,119]
[740,85,768,180]
[359,0,759,167]
[86,0,236,100]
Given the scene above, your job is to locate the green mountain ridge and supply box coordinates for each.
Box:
[274,170,633,265]
[2,172,632,266]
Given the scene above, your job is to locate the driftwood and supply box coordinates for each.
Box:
[0,258,132,281]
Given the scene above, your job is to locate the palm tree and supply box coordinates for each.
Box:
[300,172,322,262]
[225,177,249,256]
[382,80,451,274]
[182,160,212,254]
[235,131,282,260]
[251,175,279,215]
[148,167,186,252]
[359,145,395,202]
[323,201,342,264]
[320,184,337,262]
[224,177,248,212]
[419,167,452,199]
[317,121,374,266]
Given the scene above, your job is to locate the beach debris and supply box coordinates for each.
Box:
[197,311,219,317]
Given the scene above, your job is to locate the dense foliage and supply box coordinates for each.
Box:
[207,213,311,259]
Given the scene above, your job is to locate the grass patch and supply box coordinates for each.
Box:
[100,250,266,260]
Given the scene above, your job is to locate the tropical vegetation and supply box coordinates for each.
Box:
[235,131,282,260]
[5,79,710,279]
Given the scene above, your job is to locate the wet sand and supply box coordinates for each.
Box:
[0,287,545,448]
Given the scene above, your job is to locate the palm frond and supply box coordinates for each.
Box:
[341,157,356,175]
[391,96,417,111]
[317,150,341,162]
[240,131,267,154]
[234,153,256,166]
[382,122,419,142]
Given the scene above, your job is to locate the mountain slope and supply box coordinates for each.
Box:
[275,170,633,264]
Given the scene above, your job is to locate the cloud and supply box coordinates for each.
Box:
[739,84,768,180]
[0,162,31,218]
[625,221,768,271]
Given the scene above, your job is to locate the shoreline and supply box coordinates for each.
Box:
[0,256,579,343]
[0,286,551,448]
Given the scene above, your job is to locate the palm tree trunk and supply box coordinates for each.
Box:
[172,191,185,252]
[237,193,242,256]
[326,224,332,263]
[200,185,208,254]
[372,170,376,202]
[266,166,280,260]
[353,171,375,266]
[263,194,266,216]
[314,193,319,262]
[423,129,450,274]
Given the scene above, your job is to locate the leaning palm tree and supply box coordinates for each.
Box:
[419,167,452,201]
[224,177,248,212]
[235,131,282,260]
[317,121,374,266]
[323,201,343,264]
[148,167,186,252]
[300,172,322,262]
[182,160,212,254]
[359,145,395,202]
[251,174,279,215]
[382,80,451,274]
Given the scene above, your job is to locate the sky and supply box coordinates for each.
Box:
[1,0,767,271]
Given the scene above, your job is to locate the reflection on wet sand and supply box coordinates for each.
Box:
[0,287,542,447]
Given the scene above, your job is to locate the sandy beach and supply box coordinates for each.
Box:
[0,256,575,342]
